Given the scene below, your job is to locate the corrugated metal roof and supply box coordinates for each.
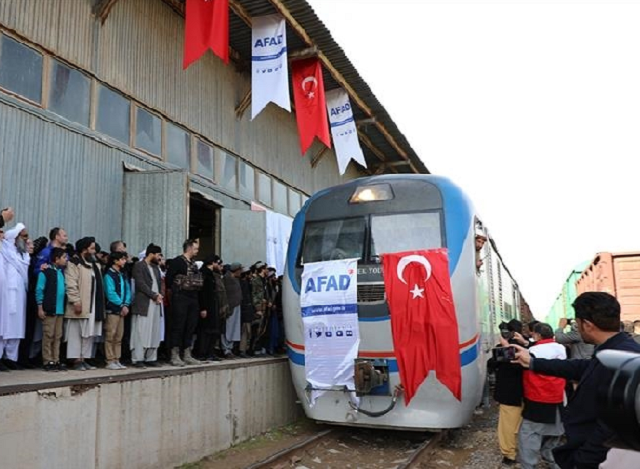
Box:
[173,0,428,174]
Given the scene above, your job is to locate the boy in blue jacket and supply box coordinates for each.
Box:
[104,252,131,370]
[36,248,68,371]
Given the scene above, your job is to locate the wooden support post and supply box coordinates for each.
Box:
[356,117,377,128]
[311,146,329,168]
[357,131,387,163]
[93,0,121,24]
[235,89,252,120]
[228,0,252,26]
[288,46,319,61]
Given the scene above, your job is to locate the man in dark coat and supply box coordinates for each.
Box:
[165,239,204,366]
[195,255,226,361]
[514,292,640,469]
[488,319,525,466]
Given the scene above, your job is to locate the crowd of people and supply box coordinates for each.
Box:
[0,207,286,373]
[488,292,640,469]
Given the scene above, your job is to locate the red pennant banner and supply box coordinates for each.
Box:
[382,249,462,405]
[291,58,331,155]
[183,0,229,69]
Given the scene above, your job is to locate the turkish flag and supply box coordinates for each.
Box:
[183,0,229,69]
[291,58,331,155]
[382,249,462,404]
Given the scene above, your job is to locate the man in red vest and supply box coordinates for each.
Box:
[518,323,566,469]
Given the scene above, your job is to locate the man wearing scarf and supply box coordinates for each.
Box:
[0,222,30,367]
[64,237,105,371]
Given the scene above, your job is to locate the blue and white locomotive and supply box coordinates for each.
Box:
[283,175,523,430]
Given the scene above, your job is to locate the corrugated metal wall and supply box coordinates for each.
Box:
[0,99,122,247]
[0,0,361,196]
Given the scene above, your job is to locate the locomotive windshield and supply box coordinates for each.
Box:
[300,211,443,264]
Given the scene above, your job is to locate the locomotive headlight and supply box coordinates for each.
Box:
[349,184,393,203]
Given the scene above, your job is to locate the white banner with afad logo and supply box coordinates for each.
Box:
[251,14,291,119]
[301,258,360,405]
[325,89,367,175]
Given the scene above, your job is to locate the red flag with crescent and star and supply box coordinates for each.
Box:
[183,0,229,69]
[382,249,462,405]
[291,58,331,155]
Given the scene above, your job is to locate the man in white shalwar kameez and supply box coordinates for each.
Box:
[130,244,164,367]
[0,223,30,362]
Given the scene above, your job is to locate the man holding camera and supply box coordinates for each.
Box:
[488,319,525,466]
[514,292,640,469]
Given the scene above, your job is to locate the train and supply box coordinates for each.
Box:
[282,174,527,430]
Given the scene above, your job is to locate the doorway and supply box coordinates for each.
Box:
[189,192,220,260]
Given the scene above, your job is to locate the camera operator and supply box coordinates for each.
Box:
[596,349,640,467]
[556,318,594,360]
[513,292,640,469]
[488,319,525,466]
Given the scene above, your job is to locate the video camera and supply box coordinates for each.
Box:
[596,350,640,451]
[499,327,514,340]
[492,346,516,363]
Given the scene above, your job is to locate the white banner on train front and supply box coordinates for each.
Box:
[301,258,360,406]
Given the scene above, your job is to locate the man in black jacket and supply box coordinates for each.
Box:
[514,292,640,469]
[166,239,205,367]
[488,319,525,466]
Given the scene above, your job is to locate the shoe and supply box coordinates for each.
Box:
[43,362,58,372]
[116,362,127,370]
[206,356,221,362]
[238,352,250,359]
[144,361,161,367]
[83,362,97,370]
[182,347,201,366]
[0,362,9,372]
[4,360,22,370]
[501,457,516,466]
[106,362,121,371]
[73,362,86,371]
[57,363,68,372]
[170,347,185,367]
[132,362,146,369]
[224,352,236,359]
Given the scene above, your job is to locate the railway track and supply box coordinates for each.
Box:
[246,427,445,469]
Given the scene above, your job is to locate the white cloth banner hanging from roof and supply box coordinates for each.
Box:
[301,258,360,405]
[325,88,367,175]
[251,14,291,119]
[265,210,293,276]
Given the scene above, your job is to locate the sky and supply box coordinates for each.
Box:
[307,0,640,318]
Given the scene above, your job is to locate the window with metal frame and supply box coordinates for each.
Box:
[135,107,162,156]
[96,83,130,144]
[195,139,214,181]
[166,122,190,169]
[0,35,43,104]
[48,59,90,126]
[238,160,255,200]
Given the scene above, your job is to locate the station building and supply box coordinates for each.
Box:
[0,0,428,261]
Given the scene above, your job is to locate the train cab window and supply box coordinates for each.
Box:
[301,218,365,264]
[370,212,442,261]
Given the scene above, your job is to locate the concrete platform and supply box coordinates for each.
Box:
[0,357,301,469]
